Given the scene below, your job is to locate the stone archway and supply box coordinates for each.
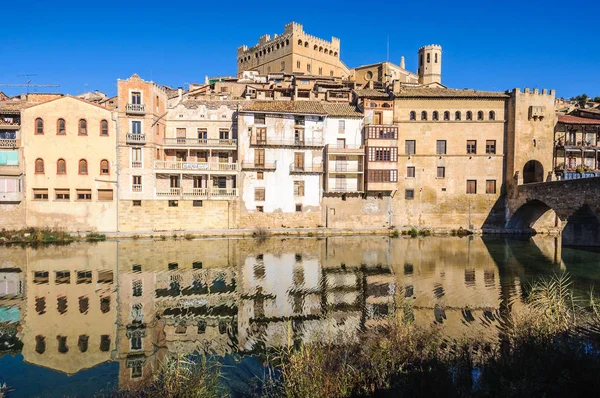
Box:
[562,205,600,247]
[506,199,558,231]
[523,160,544,184]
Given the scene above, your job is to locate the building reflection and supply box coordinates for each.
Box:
[2,235,563,389]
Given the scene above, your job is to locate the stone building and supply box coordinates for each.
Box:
[351,59,419,88]
[237,22,350,79]
[20,96,118,231]
[553,113,600,179]
[0,102,26,229]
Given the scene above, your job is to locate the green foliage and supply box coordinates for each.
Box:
[184,234,194,240]
[391,229,400,238]
[85,232,106,242]
[409,227,418,238]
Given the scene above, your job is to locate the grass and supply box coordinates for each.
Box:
[253,227,269,243]
[184,234,194,240]
[85,232,106,242]
[0,227,76,246]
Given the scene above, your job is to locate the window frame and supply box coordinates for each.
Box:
[406,166,415,178]
[437,166,445,178]
[100,119,109,136]
[57,118,66,135]
[57,158,67,175]
[100,159,110,175]
[486,179,497,194]
[467,140,477,155]
[405,140,416,155]
[35,118,44,135]
[466,180,477,194]
[76,189,92,201]
[35,158,45,174]
[436,140,447,155]
[485,140,496,155]
[405,189,415,200]
[78,159,88,175]
[420,111,428,121]
[78,119,88,136]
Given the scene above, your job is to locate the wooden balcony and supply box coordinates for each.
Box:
[0,121,20,130]
[250,136,324,148]
[154,160,239,173]
[126,134,146,145]
[126,103,146,115]
[157,187,238,199]
[327,143,364,155]
[241,161,277,171]
[163,138,237,149]
[0,139,17,148]
[289,163,323,174]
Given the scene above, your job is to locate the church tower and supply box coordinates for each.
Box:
[418,45,442,85]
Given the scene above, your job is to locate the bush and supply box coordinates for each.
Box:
[86,232,106,242]
[409,227,418,238]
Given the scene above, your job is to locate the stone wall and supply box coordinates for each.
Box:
[0,202,26,230]
[237,209,322,229]
[322,196,391,229]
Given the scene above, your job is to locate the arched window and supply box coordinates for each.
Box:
[382,103,391,108]
[35,158,44,174]
[466,111,473,121]
[329,50,333,55]
[432,111,439,121]
[304,41,308,47]
[334,51,338,57]
[314,45,318,50]
[455,111,461,121]
[286,39,289,46]
[35,118,44,135]
[489,111,496,121]
[319,46,323,52]
[57,159,66,175]
[78,119,87,135]
[409,111,416,120]
[57,118,66,135]
[443,111,450,121]
[435,53,438,63]
[421,111,428,121]
[477,111,484,121]
[427,53,430,63]
[100,119,109,136]
[298,39,302,45]
[100,159,109,175]
[78,159,88,175]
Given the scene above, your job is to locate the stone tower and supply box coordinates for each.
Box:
[418,45,442,85]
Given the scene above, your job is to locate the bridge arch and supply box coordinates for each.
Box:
[506,199,558,231]
[523,160,544,184]
[562,205,600,247]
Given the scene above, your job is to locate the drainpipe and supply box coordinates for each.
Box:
[114,109,120,233]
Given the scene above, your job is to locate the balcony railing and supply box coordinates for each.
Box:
[158,187,238,199]
[328,186,363,193]
[126,134,146,144]
[327,143,364,154]
[163,138,237,147]
[241,162,277,170]
[131,161,142,168]
[289,163,324,173]
[251,136,324,147]
[331,162,364,172]
[154,161,238,172]
[126,103,146,115]
[0,139,17,148]
[0,121,20,129]
[132,184,142,192]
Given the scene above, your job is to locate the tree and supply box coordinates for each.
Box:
[593,96,600,103]
[574,94,589,107]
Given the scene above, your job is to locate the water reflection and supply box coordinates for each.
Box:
[1,235,599,396]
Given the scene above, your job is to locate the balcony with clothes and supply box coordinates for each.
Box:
[155,174,237,200]
[163,127,237,150]
[0,113,20,130]
[0,131,18,148]
[154,149,239,174]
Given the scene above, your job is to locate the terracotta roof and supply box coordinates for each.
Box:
[579,108,600,115]
[0,101,33,113]
[393,87,509,99]
[322,103,362,118]
[240,101,327,115]
[558,114,600,125]
[353,89,390,99]
[180,100,246,110]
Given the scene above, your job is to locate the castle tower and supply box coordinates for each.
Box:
[418,45,442,85]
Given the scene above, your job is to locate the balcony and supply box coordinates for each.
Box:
[327,185,364,193]
[241,161,277,171]
[327,143,364,155]
[154,160,239,173]
[157,187,238,199]
[0,191,23,202]
[289,163,323,174]
[330,162,364,173]
[250,136,324,148]
[126,103,146,115]
[0,121,20,130]
[0,139,17,148]
[163,138,237,148]
[126,134,146,145]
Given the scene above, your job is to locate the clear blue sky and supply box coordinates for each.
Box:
[1,0,598,99]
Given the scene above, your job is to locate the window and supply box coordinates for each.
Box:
[131,120,141,134]
[77,271,92,284]
[55,189,70,201]
[97,189,113,201]
[33,188,48,200]
[409,111,416,120]
[367,126,397,139]
[57,118,66,135]
[485,140,496,154]
[297,60,301,68]
[318,67,323,75]
[294,181,304,196]
[338,120,345,133]
[281,61,285,71]
[219,129,229,140]
[254,148,265,166]
[98,270,113,283]
[436,140,447,155]
[57,159,66,174]
[35,118,44,134]
[421,111,427,121]
[133,200,141,206]
[437,167,445,178]
[407,166,415,178]
[132,148,142,167]
[466,180,477,194]
[78,119,87,135]
[131,91,141,104]
[77,189,92,201]
[132,280,142,297]
[405,189,414,200]
[254,113,265,124]
[466,111,473,121]
[100,119,109,136]
[455,111,461,121]
[368,147,397,162]
[257,171,264,180]
[367,169,398,182]
[486,180,496,194]
[78,159,88,175]
[256,206,264,212]
[79,296,89,313]
[489,111,496,121]
[477,111,484,121]
[295,204,302,212]
[168,200,178,207]
[98,159,110,175]
[132,176,142,192]
[100,335,110,351]
[432,111,439,121]
[427,53,430,63]
[35,158,44,174]
[405,140,416,155]
[443,111,450,121]
[34,271,49,284]
[57,336,68,353]
[56,271,70,284]
[467,140,477,154]
[255,187,265,201]
[307,64,311,73]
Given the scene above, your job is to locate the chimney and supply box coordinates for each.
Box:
[400,56,405,70]
[178,87,183,102]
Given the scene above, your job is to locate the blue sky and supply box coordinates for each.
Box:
[1,0,598,99]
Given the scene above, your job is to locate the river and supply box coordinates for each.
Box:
[0,235,599,397]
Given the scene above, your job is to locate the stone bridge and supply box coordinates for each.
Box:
[507,177,600,246]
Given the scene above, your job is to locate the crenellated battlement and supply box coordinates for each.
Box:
[418,44,442,51]
[510,88,556,97]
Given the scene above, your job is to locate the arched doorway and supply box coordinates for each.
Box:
[523,160,544,184]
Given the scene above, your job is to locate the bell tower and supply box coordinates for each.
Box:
[418,45,442,85]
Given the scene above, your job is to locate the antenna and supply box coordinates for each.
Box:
[1,75,59,94]
[386,34,390,62]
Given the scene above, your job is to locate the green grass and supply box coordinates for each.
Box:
[85,232,106,242]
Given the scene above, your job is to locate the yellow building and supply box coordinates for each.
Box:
[20,96,117,231]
